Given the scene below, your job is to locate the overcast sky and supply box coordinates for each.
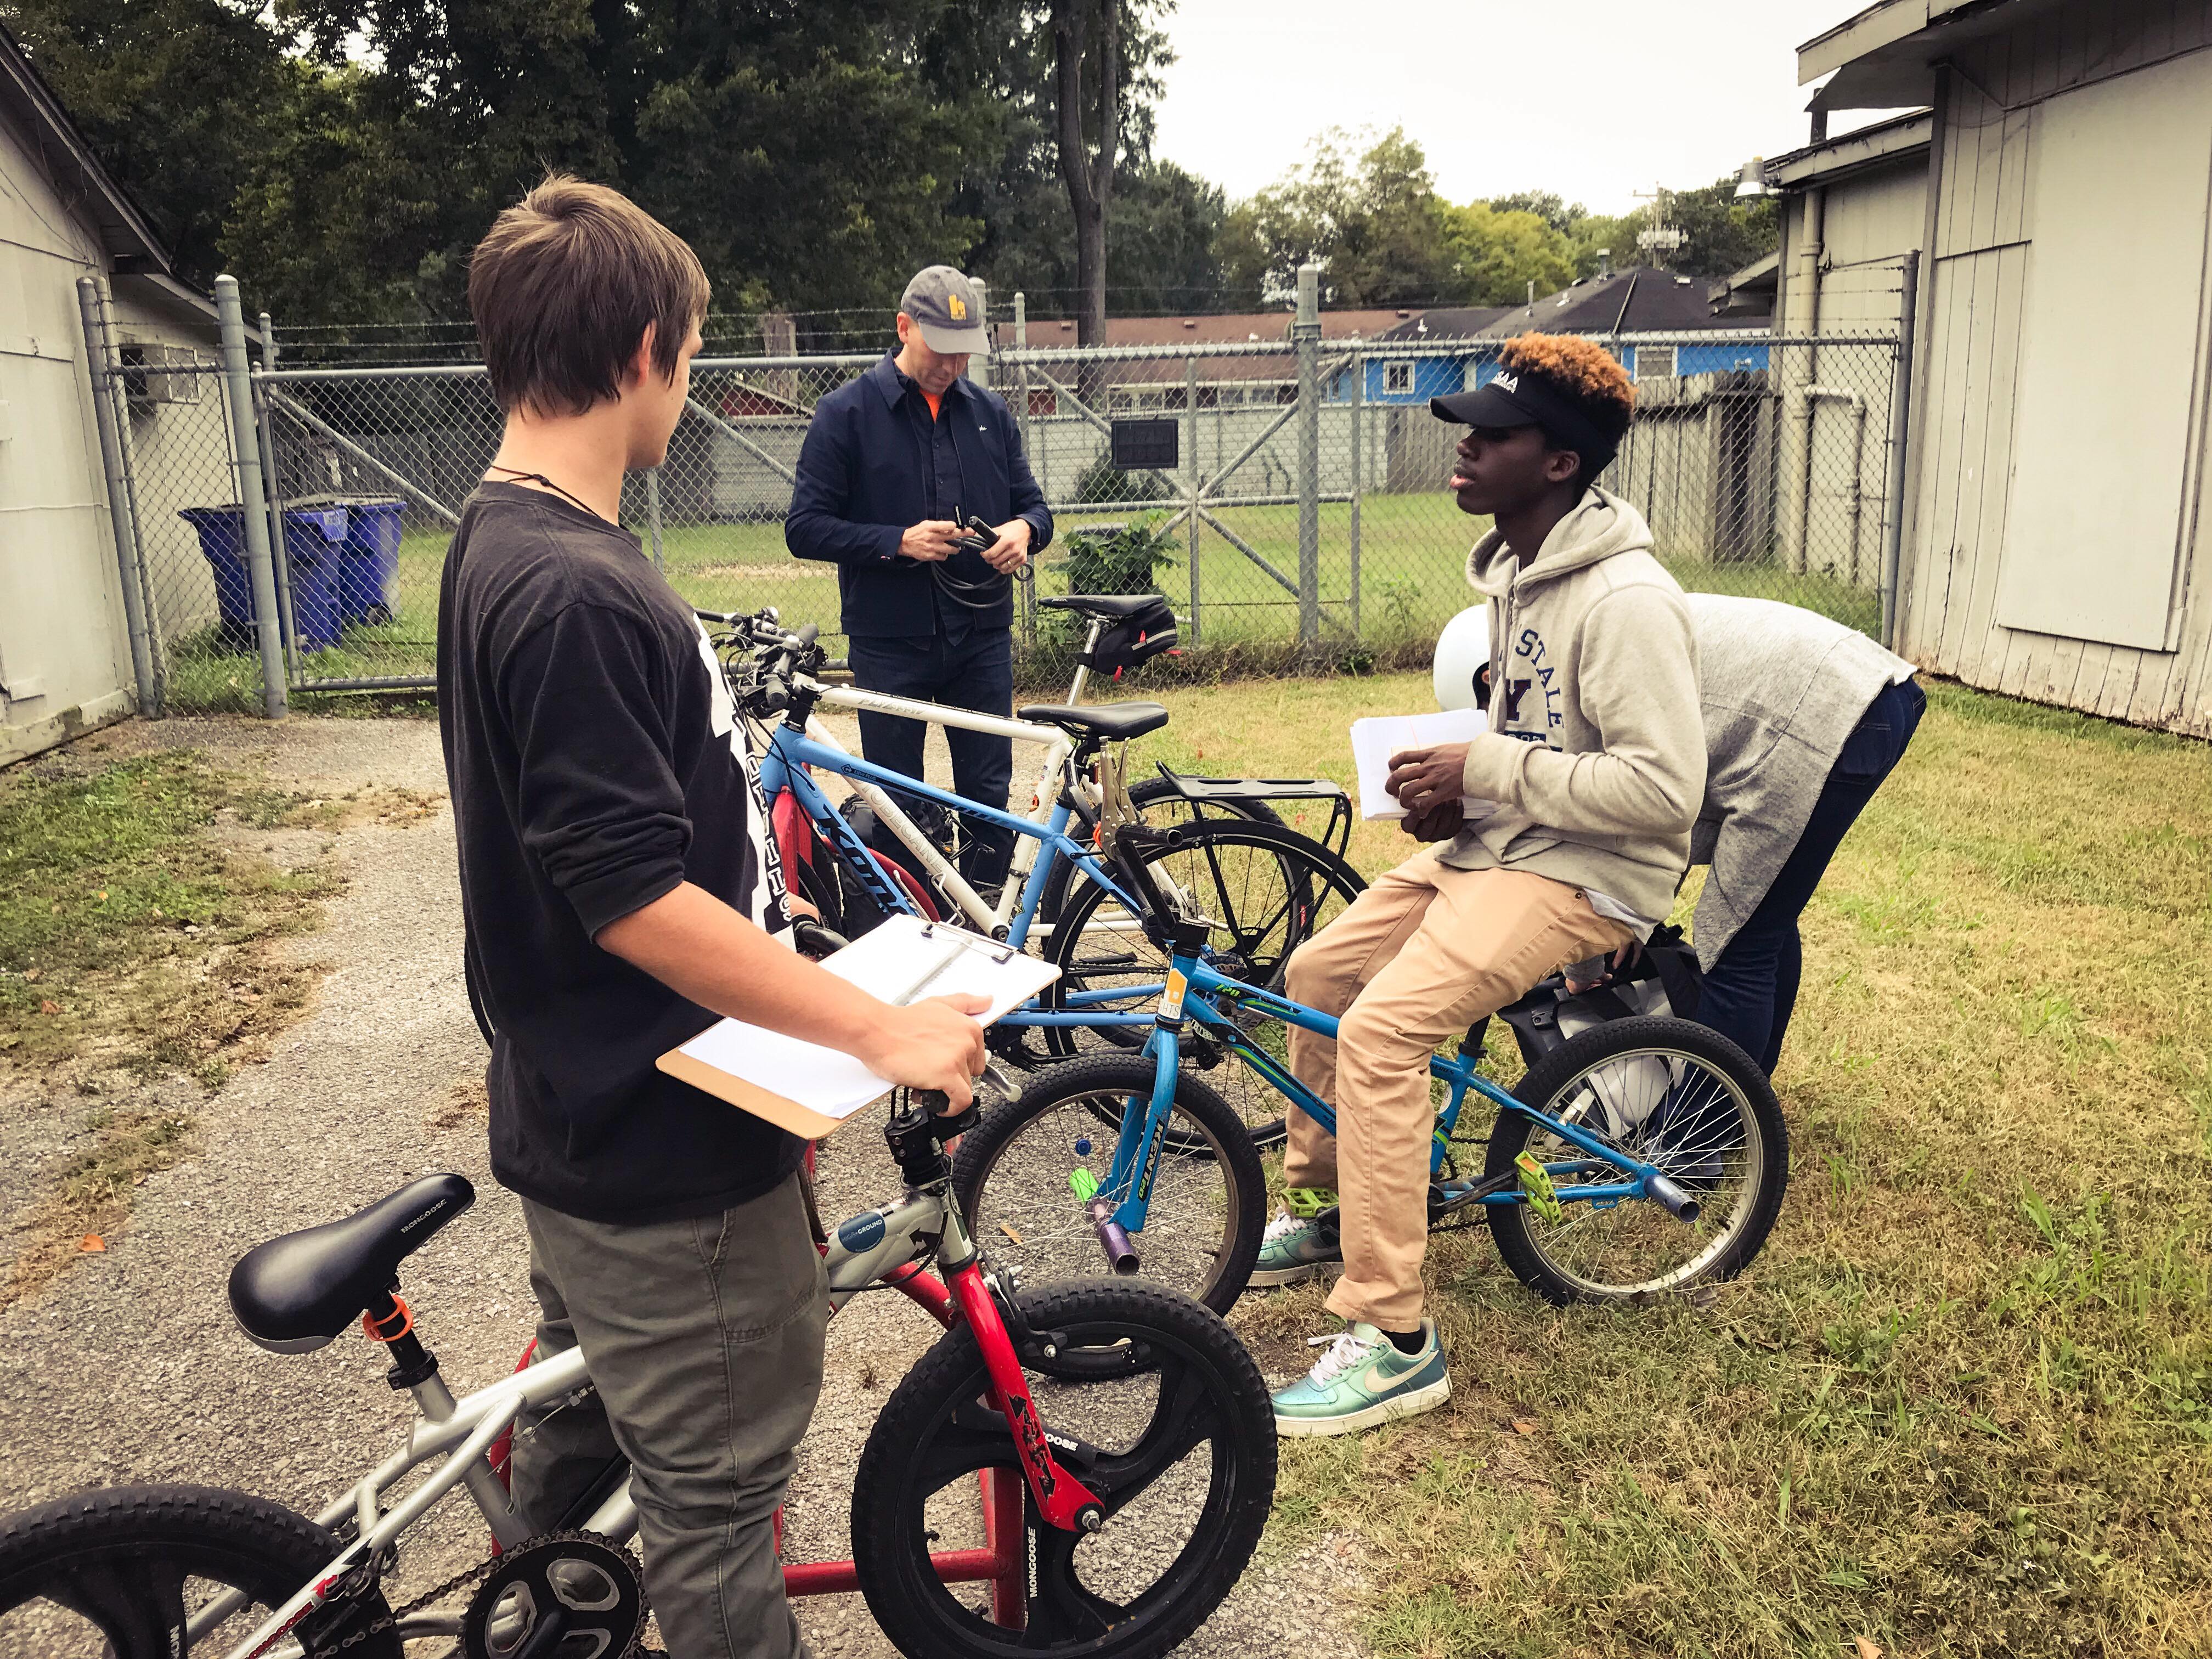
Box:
[1151,0,1909,215]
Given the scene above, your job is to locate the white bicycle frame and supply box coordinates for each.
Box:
[771,611,1150,941]
[214,1191,974,1658]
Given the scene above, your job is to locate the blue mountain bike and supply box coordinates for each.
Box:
[952,820,1788,1313]
[713,611,1367,1121]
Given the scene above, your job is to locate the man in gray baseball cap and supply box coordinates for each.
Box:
[900,264,992,356]
[787,264,1051,896]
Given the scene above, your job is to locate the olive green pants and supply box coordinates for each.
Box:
[513,1171,828,1659]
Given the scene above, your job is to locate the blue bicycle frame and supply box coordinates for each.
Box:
[1086,945,1692,1239]
[755,723,1160,1033]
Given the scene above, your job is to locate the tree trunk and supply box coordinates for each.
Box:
[1052,0,1118,405]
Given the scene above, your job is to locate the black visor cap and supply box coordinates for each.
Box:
[1432,371,1622,476]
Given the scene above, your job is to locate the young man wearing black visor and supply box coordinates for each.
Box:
[1257,334,1705,1437]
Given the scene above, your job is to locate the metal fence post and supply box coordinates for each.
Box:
[1184,356,1200,646]
[1293,264,1322,654]
[645,469,665,570]
[1880,250,1920,652]
[258,311,301,682]
[215,276,287,718]
[969,282,988,385]
[1348,347,1363,635]
[1013,291,1036,651]
[75,276,160,714]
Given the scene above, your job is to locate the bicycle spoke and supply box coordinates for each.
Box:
[1087,1356,1222,1512]
[1025,1532,1127,1646]
[47,1559,187,1658]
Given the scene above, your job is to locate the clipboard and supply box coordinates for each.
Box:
[656,915,1061,1138]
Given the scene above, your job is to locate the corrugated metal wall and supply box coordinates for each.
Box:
[1898,0,2212,733]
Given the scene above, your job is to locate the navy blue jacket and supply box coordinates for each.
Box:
[786,354,1052,637]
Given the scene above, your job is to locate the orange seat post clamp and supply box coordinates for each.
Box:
[363,1296,414,1344]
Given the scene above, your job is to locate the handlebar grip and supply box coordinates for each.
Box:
[794,623,820,646]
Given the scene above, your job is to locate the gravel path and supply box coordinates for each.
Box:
[0,714,1368,1658]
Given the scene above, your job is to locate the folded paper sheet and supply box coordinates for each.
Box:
[1348,708,1502,821]
[657,915,1060,1138]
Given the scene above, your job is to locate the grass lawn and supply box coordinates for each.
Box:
[157,493,1878,709]
[0,744,436,1307]
[1130,672,2212,1657]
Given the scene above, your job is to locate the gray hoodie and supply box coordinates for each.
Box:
[1439,487,1705,928]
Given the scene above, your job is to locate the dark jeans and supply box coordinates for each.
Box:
[1700,677,1926,1074]
[846,625,1016,888]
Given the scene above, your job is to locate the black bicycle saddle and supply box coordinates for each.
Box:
[1017,701,1171,741]
[228,1173,475,1354]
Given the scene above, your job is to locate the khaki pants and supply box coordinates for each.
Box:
[1283,851,1633,1331]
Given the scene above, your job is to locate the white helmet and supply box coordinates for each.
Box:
[1433,603,1492,712]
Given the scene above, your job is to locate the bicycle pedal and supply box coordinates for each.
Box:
[1514,1152,1564,1224]
[1283,1186,1339,1220]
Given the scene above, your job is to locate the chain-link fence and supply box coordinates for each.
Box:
[87,290,1905,712]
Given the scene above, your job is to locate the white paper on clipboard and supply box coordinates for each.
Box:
[1348,708,1502,821]
[656,915,1059,1138]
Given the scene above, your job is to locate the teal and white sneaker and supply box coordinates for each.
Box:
[1271,1320,1450,1437]
[1248,1206,1342,1288]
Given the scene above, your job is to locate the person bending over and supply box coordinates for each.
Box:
[1688,596,1922,1070]
[1255,335,1705,1438]
[438,177,988,1659]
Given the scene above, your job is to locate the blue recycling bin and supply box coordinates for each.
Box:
[179,505,349,651]
[325,497,407,625]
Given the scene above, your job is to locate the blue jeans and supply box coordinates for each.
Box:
[845,625,1016,887]
[1699,677,1926,1074]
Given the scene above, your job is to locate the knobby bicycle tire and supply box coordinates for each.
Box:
[952,1053,1267,1314]
[1035,776,1284,924]
[1483,1016,1787,1306]
[851,1278,1276,1659]
[0,1483,401,1659]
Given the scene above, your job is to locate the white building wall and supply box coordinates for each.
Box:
[1896,0,2212,733]
[0,101,134,764]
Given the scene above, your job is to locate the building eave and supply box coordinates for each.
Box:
[0,20,171,275]
[1798,0,2069,111]
[1768,109,1933,188]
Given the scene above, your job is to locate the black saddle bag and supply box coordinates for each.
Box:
[1479,923,1705,1071]
[1079,594,1179,678]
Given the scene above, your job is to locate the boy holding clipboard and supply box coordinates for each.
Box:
[437,176,987,1659]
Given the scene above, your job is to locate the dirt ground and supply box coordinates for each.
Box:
[0,713,1366,1658]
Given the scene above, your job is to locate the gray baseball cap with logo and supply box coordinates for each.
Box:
[899,265,990,356]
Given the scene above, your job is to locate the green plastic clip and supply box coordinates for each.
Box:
[1514,1152,1563,1224]
[1283,1186,1339,1219]
[1069,1167,1101,1203]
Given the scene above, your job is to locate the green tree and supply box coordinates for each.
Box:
[2,0,292,287]
[1485,189,1586,235]
[1442,201,1576,306]
[1218,127,1461,308]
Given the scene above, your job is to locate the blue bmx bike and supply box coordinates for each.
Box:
[952,820,1789,1313]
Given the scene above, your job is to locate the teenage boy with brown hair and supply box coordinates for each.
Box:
[438,175,989,1658]
[1256,334,1705,1437]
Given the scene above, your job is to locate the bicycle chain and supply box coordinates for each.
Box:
[302,1387,601,1656]
[302,1549,499,1656]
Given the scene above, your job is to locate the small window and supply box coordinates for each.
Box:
[1383,360,1414,394]
[1634,346,1677,380]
